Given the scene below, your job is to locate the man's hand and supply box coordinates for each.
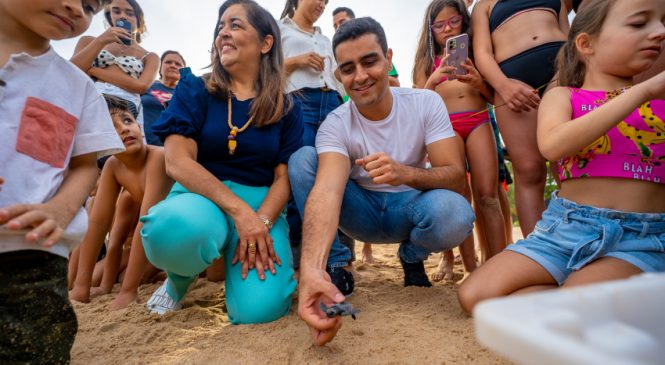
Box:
[298,268,346,346]
[355,152,409,186]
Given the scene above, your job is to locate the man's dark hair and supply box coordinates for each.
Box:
[332,7,355,18]
[103,94,138,119]
[572,0,583,12]
[332,17,388,57]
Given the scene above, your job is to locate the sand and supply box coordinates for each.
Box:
[71,235,520,365]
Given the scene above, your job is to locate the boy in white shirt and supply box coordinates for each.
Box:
[0,0,123,363]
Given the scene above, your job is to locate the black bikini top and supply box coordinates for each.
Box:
[489,0,561,33]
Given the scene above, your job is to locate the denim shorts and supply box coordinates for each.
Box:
[506,193,665,285]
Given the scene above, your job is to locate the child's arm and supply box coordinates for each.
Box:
[70,28,130,72]
[558,0,571,34]
[414,55,457,90]
[0,153,98,246]
[115,149,173,298]
[538,71,665,161]
[88,52,160,95]
[70,159,122,302]
[457,59,495,104]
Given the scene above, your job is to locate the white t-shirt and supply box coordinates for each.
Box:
[279,17,345,95]
[0,48,125,258]
[316,88,455,193]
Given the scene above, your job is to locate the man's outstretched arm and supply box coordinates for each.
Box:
[298,152,351,346]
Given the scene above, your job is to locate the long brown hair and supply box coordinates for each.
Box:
[556,0,617,87]
[412,0,471,84]
[104,0,147,43]
[207,0,291,127]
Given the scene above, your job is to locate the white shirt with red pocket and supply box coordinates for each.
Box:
[0,48,124,258]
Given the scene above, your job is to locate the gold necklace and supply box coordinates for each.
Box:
[227,96,254,155]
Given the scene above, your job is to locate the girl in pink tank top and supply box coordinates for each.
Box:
[458,0,665,314]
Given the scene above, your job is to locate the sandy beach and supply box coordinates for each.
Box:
[71,233,521,365]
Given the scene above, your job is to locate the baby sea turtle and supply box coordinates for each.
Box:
[320,301,359,320]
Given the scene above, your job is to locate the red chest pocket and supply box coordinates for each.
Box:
[16,97,78,168]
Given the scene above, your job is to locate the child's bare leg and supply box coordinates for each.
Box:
[110,230,155,310]
[68,247,80,290]
[206,257,225,282]
[467,124,507,259]
[432,250,455,282]
[458,234,477,273]
[498,184,514,244]
[361,242,375,264]
[91,258,105,287]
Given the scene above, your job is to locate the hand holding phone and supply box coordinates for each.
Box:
[115,19,133,46]
[445,33,469,80]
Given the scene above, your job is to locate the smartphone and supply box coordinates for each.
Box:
[445,33,469,80]
[115,19,133,46]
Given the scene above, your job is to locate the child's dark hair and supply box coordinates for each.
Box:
[332,17,388,57]
[103,94,138,118]
[104,0,147,43]
[333,7,355,19]
[556,0,617,87]
[412,0,471,84]
[159,50,186,78]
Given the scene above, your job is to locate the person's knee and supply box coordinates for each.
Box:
[140,195,225,274]
[458,279,483,314]
[287,146,317,186]
[513,160,547,186]
[432,193,475,247]
[475,194,501,213]
[227,279,295,324]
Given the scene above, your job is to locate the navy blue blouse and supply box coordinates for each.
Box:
[153,68,303,187]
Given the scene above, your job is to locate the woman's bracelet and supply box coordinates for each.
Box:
[258,215,274,230]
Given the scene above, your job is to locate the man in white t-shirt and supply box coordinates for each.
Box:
[289,17,474,346]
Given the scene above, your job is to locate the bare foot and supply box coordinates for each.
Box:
[361,243,375,264]
[109,291,138,310]
[69,286,90,303]
[90,286,112,298]
[431,253,454,282]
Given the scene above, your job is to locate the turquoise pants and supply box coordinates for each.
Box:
[140,182,296,324]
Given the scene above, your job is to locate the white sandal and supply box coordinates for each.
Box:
[146,279,183,315]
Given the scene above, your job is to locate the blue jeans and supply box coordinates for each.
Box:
[287,88,343,250]
[507,192,665,285]
[288,146,475,268]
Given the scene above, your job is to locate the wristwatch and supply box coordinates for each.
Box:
[258,215,274,230]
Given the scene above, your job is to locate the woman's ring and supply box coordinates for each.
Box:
[248,242,257,254]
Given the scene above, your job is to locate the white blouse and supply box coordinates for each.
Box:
[279,17,345,95]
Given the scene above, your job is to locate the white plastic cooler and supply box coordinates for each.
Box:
[474,273,665,365]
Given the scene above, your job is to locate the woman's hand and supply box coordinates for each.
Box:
[424,54,455,90]
[231,208,281,280]
[496,78,541,112]
[94,26,132,47]
[295,52,325,71]
[456,59,485,90]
